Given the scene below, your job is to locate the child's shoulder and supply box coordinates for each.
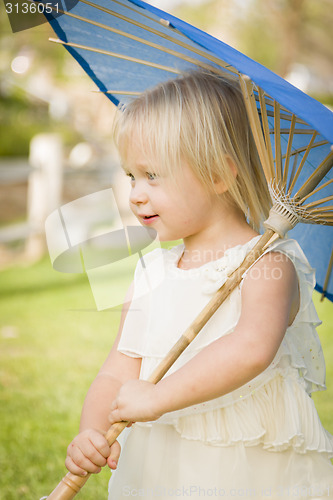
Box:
[263,237,315,277]
[242,237,315,301]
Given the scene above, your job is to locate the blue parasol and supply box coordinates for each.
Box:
[40,0,333,300]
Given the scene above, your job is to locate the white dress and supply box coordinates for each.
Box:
[108,236,333,499]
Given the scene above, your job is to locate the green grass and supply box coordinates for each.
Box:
[312,293,333,432]
[0,257,130,500]
[0,256,332,499]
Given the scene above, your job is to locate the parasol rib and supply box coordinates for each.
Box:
[282,114,297,190]
[239,76,272,183]
[282,140,328,163]
[96,90,142,95]
[32,0,239,75]
[308,206,333,214]
[255,95,305,122]
[262,108,308,125]
[258,88,275,178]
[274,101,282,183]
[76,0,240,75]
[295,150,333,200]
[49,38,181,74]
[42,4,229,76]
[300,178,333,204]
[107,0,190,37]
[286,154,299,194]
[303,195,333,209]
[287,131,318,196]
[271,128,318,135]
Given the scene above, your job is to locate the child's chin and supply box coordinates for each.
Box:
[156,232,182,244]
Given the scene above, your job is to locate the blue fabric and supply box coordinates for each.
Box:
[44,0,333,301]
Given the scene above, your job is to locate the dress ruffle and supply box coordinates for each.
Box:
[159,368,333,457]
[110,422,333,499]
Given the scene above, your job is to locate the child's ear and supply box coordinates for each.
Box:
[214,156,238,194]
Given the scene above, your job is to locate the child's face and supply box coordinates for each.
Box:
[123,137,222,243]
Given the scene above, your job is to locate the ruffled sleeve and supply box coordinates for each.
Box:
[244,237,326,395]
[117,248,167,358]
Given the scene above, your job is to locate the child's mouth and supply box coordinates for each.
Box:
[141,214,159,225]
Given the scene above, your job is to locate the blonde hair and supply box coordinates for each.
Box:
[114,69,271,231]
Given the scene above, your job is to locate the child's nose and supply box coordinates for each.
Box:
[129,182,148,205]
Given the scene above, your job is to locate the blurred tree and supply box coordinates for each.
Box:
[0,8,77,156]
[173,0,333,102]
[0,6,68,78]
[237,0,333,90]
[0,5,116,157]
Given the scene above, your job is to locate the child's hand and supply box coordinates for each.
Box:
[109,380,162,424]
[65,429,121,476]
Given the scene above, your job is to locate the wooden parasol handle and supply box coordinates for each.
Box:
[44,421,129,500]
[45,228,277,499]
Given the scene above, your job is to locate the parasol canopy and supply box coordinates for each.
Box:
[40,0,333,300]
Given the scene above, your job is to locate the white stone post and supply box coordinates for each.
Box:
[25,133,63,259]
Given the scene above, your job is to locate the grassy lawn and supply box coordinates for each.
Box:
[0,256,129,499]
[0,255,332,500]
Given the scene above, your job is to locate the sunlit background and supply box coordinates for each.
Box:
[0,1,332,499]
[1,0,332,260]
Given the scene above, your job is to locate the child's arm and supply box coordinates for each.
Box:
[109,252,299,423]
[65,284,142,476]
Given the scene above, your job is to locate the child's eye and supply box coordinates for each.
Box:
[126,172,135,182]
[146,172,157,180]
